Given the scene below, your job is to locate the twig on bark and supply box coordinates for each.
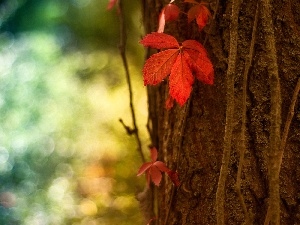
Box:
[278,78,300,169]
[216,0,240,224]
[235,3,258,225]
[260,0,282,224]
[265,78,300,225]
[119,119,137,135]
[118,0,145,163]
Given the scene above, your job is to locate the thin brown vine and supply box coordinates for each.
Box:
[235,3,259,225]
[260,0,282,224]
[216,0,241,224]
[265,78,300,225]
[278,78,300,171]
[117,0,145,163]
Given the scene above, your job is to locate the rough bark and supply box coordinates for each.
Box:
[141,0,300,224]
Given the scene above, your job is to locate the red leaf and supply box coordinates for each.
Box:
[182,40,208,56]
[169,53,194,105]
[196,5,210,30]
[137,147,176,186]
[187,5,200,23]
[150,166,162,186]
[137,162,152,176]
[143,49,179,85]
[186,3,211,30]
[183,40,214,84]
[154,161,170,173]
[167,170,180,186]
[186,50,214,84]
[140,33,214,107]
[140,32,179,49]
[164,4,180,21]
[157,4,180,33]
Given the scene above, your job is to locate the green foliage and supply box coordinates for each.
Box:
[0,0,146,224]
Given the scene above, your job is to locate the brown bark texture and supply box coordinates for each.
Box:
[141,0,300,224]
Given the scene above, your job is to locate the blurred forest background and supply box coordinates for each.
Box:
[0,0,147,224]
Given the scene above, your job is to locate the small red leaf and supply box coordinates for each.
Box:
[140,32,179,49]
[186,4,211,30]
[143,49,179,85]
[169,53,194,106]
[164,4,180,21]
[196,5,210,30]
[137,162,152,176]
[137,146,179,186]
[150,166,162,186]
[157,4,180,33]
[167,170,180,186]
[187,5,200,23]
[154,161,170,173]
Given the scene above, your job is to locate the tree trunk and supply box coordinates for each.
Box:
[141,0,300,224]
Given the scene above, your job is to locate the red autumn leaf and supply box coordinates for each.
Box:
[182,40,214,84]
[195,5,210,29]
[157,3,180,33]
[140,32,179,49]
[142,49,179,85]
[137,147,172,186]
[164,4,180,21]
[140,32,214,106]
[169,52,194,105]
[185,1,211,30]
[167,170,180,187]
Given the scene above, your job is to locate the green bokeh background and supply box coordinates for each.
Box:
[0,0,148,224]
